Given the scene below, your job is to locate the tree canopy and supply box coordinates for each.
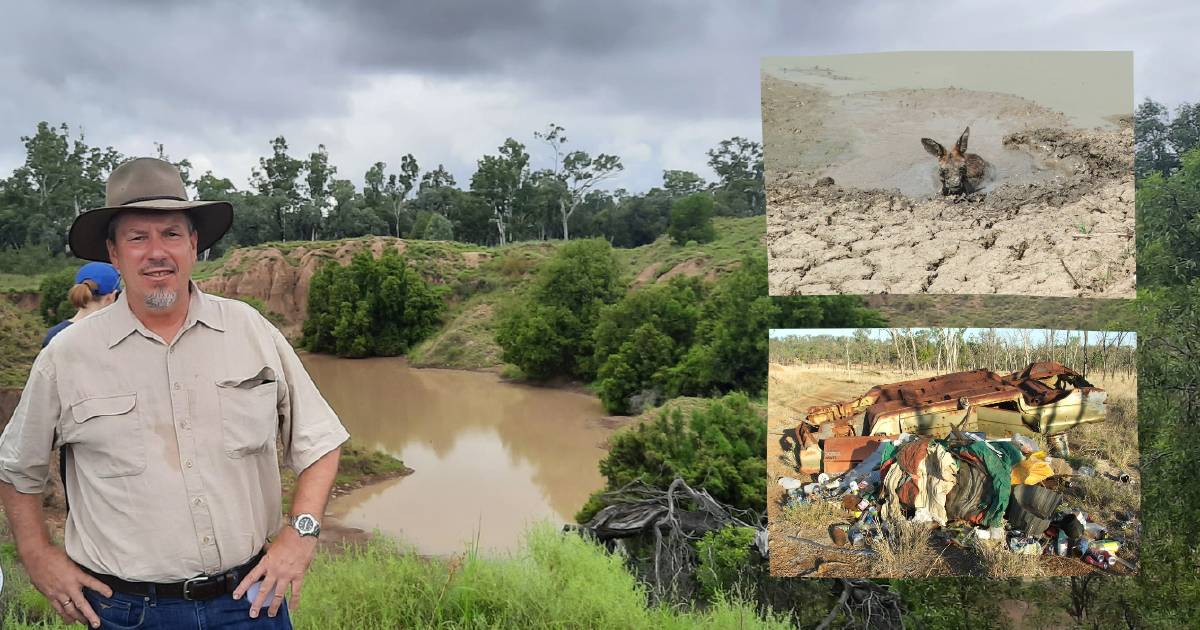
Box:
[0,121,766,273]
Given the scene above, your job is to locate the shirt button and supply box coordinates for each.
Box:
[173,383,181,390]
[202,536,211,544]
[185,459,193,468]
[193,497,203,506]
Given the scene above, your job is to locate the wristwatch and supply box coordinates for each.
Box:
[291,513,321,538]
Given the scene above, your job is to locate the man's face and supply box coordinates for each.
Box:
[105,211,197,312]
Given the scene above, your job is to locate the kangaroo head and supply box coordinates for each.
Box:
[922,127,972,194]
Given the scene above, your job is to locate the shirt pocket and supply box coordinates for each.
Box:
[215,367,279,458]
[68,393,146,478]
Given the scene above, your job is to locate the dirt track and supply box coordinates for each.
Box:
[763,74,1135,297]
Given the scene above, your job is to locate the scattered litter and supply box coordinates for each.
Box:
[778,477,804,491]
[1008,535,1042,555]
[781,365,1135,575]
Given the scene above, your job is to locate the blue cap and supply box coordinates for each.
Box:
[75,262,121,296]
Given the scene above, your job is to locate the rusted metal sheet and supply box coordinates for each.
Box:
[801,361,1105,439]
[821,435,894,474]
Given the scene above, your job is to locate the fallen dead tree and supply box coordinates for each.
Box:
[571,478,765,600]
[572,479,907,629]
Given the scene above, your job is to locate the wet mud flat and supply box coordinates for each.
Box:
[763,74,1134,297]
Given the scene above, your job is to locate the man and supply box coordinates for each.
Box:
[0,157,349,628]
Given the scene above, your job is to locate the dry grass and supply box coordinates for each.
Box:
[1065,371,1140,529]
[768,363,940,388]
[778,499,846,534]
[1069,475,1140,522]
[867,516,946,578]
[1072,371,1139,473]
[972,538,1048,578]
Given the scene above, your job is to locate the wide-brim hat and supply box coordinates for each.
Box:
[68,157,232,262]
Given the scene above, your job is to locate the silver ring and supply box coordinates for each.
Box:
[62,600,74,607]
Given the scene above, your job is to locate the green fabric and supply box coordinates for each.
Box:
[956,441,1024,528]
[879,442,898,468]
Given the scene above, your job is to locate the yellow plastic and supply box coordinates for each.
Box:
[1011,451,1054,486]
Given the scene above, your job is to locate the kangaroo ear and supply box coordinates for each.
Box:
[922,138,945,158]
[956,127,970,154]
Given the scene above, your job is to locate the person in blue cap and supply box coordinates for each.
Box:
[41,262,122,347]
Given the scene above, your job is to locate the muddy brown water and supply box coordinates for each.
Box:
[762,52,1131,198]
[762,52,1132,130]
[301,354,613,556]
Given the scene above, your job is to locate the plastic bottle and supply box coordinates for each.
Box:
[1085,522,1108,539]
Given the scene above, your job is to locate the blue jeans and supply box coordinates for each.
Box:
[83,587,291,629]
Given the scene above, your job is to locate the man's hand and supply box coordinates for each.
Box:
[24,544,113,628]
[233,525,318,618]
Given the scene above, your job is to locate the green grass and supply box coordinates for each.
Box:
[413,219,765,369]
[191,253,234,281]
[619,216,765,283]
[409,298,504,369]
[330,441,410,486]
[867,294,1139,331]
[0,300,42,388]
[0,273,48,293]
[281,441,407,513]
[1,526,789,629]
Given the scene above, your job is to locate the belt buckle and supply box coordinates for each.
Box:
[182,576,208,601]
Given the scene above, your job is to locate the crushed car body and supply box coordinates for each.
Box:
[794,361,1105,472]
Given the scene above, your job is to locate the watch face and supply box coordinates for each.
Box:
[296,515,316,534]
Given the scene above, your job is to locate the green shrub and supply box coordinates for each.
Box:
[668,193,716,245]
[696,526,762,602]
[579,393,767,522]
[236,296,286,327]
[592,277,706,413]
[422,213,454,241]
[37,269,74,326]
[671,253,775,397]
[302,250,444,358]
[773,295,888,328]
[495,238,622,381]
[0,247,75,277]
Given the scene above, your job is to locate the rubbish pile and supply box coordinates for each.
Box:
[779,429,1136,572]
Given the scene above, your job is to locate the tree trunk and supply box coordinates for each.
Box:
[560,199,570,241]
[1082,330,1089,377]
[495,206,508,247]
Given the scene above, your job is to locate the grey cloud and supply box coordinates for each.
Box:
[0,0,1196,192]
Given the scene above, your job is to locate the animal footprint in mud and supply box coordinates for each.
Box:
[921,127,992,196]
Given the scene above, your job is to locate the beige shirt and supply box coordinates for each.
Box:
[0,284,349,582]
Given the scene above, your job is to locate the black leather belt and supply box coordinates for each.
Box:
[82,550,266,601]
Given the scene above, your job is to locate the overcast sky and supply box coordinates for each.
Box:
[1,0,1194,194]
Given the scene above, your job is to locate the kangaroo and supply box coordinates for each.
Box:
[921,127,991,196]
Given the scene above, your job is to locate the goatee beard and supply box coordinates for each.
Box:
[144,288,178,310]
